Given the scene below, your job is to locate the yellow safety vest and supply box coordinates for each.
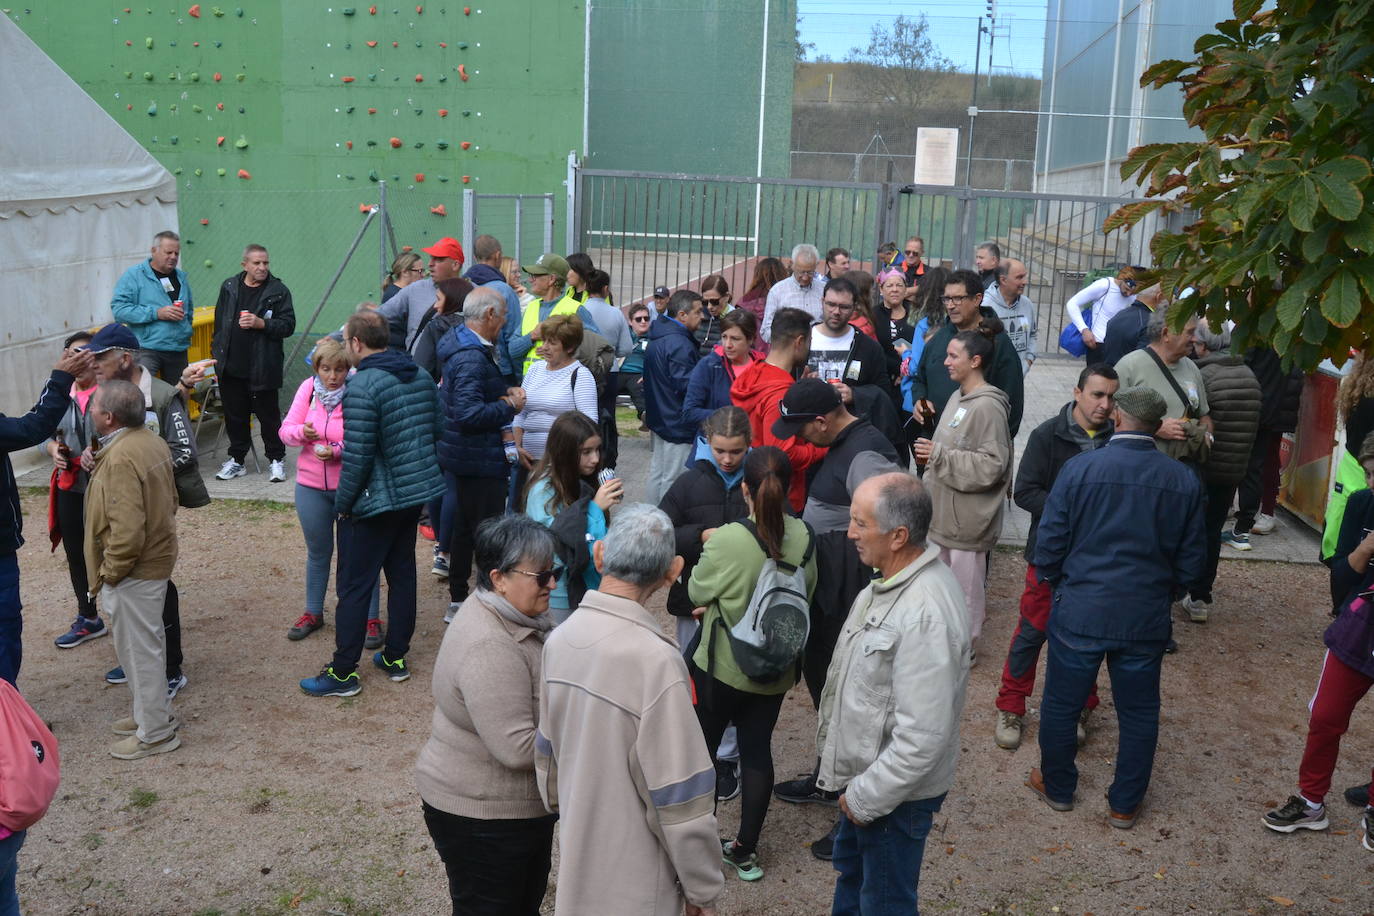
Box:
[520,289,582,373]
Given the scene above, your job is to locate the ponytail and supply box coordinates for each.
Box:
[702,404,750,442]
[743,446,791,560]
[954,313,1004,369]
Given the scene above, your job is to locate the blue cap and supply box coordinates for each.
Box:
[87,324,140,354]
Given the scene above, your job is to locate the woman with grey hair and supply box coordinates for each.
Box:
[415,514,559,915]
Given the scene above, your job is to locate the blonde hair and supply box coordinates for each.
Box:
[1340,353,1374,425]
[311,337,349,370]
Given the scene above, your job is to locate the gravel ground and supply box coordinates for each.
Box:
[9,491,1372,916]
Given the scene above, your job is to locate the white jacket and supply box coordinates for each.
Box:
[816,548,972,824]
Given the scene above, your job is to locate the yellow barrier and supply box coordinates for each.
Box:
[186,307,216,418]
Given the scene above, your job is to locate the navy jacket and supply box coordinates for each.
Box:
[643,316,702,443]
[0,371,74,555]
[1013,403,1113,562]
[683,352,758,429]
[464,263,522,378]
[437,326,515,479]
[1101,302,1151,367]
[1032,433,1205,641]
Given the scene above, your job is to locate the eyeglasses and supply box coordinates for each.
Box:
[905,251,921,257]
[940,295,974,305]
[404,267,424,274]
[823,300,856,313]
[507,567,558,588]
[795,269,816,278]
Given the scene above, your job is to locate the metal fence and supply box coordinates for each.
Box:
[460,190,557,273]
[571,165,1173,354]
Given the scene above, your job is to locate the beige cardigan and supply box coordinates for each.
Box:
[414,593,549,819]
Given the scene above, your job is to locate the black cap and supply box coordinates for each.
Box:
[653,285,671,299]
[771,377,842,439]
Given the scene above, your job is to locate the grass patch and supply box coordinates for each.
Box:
[127,788,158,810]
[615,406,644,438]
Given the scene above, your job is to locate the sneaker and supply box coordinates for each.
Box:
[721,839,763,881]
[1363,807,1374,852]
[1181,595,1210,624]
[1025,768,1073,812]
[716,761,741,802]
[373,650,410,682]
[166,673,188,698]
[444,602,460,624]
[773,772,839,806]
[54,615,108,648]
[1109,804,1142,829]
[431,554,450,579]
[105,666,128,685]
[1221,528,1253,551]
[364,618,385,650]
[268,459,287,482]
[300,667,361,697]
[113,716,180,736]
[994,711,1022,750]
[287,613,323,641]
[1077,707,1092,748]
[215,458,246,480]
[1251,513,1277,535]
[810,821,840,861]
[1345,784,1370,808]
[109,733,181,760]
[1262,795,1329,833]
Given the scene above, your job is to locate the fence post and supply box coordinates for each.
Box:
[461,189,476,264]
[875,182,893,261]
[544,193,556,256]
[377,180,388,288]
[566,151,579,254]
[955,187,978,270]
[512,195,524,269]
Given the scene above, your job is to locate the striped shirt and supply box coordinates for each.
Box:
[512,360,598,459]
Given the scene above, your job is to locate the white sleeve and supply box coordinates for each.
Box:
[760,286,780,343]
[573,362,598,422]
[1064,278,1110,333]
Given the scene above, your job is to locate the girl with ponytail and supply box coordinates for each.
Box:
[686,445,818,882]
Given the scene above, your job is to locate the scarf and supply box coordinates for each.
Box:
[313,376,346,412]
[474,588,553,635]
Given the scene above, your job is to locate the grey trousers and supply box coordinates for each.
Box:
[104,578,176,743]
[136,349,189,384]
[646,435,693,505]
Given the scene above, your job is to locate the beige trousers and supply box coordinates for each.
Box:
[938,546,988,643]
[103,578,175,743]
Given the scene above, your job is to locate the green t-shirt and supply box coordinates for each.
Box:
[1114,347,1209,420]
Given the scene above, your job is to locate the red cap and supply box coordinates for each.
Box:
[422,237,465,263]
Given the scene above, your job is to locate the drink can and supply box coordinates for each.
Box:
[597,468,618,485]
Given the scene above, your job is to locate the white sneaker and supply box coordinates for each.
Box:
[444,603,459,624]
[1251,513,1277,535]
[215,459,246,480]
[268,459,287,482]
[1181,594,1210,623]
[994,710,1022,750]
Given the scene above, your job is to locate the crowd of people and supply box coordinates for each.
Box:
[0,225,1368,916]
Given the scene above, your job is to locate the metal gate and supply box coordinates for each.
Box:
[460,189,557,273]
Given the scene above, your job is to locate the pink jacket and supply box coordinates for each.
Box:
[279,377,347,492]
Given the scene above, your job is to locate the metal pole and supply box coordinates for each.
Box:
[751,0,771,257]
[544,193,555,256]
[565,151,578,254]
[285,208,377,370]
[965,20,984,187]
[513,194,524,269]
[1102,0,1126,197]
[378,180,388,291]
[1038,0,1066,194]
[462,188,476,262]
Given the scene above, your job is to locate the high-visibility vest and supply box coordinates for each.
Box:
[520,290,582,373]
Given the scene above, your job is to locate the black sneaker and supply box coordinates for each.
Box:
[810,820,840,861]
[773,772,838,806]
[1262,795,1329,833]
[1364,807,1374,852]
[716,761,740,802]
[1345,784,1370,808]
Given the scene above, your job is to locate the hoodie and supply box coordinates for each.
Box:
[730,360,827,512]
[334,349,446,518]
[982,284,1038,375]
[657,445,749,617]
[924,384,1013,552]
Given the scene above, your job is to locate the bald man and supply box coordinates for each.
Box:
[984,258,1038,375]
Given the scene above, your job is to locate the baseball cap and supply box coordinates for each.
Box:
[771,377,842,440]
[422,237,466,263]
[87,324,140,354]
[653,285,671,299]
[522,253,569,280]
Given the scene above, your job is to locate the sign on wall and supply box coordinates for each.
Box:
[914,127,959,186]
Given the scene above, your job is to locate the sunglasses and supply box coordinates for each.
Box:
[508,567,558,588]
[632,315,651,322]
[905,250,921,257]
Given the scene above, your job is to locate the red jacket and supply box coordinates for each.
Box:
[730,361,827,512]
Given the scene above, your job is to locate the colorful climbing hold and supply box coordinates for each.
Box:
[460,141,471,150]
[126,104,133,110]
[216,167,227,176]
[436,140,449,149]
[126,40,133,46]
[416,4,423,12]
[237,169,251,180]
[359,203,372,213]
[462,175,471,183]
[438,108,448,117]
[389,137,402,147]
[438,41,446,48]
[415,74,423,82]
[193,41,199,46]
[369,4,377,12]
[194,168,203,176]
[346,140,354,149]
[192,104,203,112]
[346,105,356,113]
[189,71,199,81]
[169,136,178,145]
[413,142,425,148]
[216,102,224,110]
[463,6,470,14]
[342,6,356,14]
[367,40,378,47]
[216,136,225,146]
[368,170,379,181]
[204,260,214,268]
[211,5,224,15]
[213,72,222,81]
[234,136,248,149]
[457,64,468,81]
[392,41,399,47]
[415,173,425,182]
[368,107,377,114]
[235,73,245,82]
[145,36,154,48]
[341,76,356,83]
[457,41,468,49]
[189,3,200,16]
[147,102,158,115]
[200,218,210,225]
[461,109,471,116]
[143,71,154,80]
[430,204,447,216]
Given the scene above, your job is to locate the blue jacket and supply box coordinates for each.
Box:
[682,350,753,429]
[437,325,515,479]
[111,260,194,351]
[335,350,446,518]
[1,371,74,555]
[1032,433,1205,641]
[643,316,702,443]
[464,263,522,378]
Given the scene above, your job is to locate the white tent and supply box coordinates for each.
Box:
[0,14,176,470]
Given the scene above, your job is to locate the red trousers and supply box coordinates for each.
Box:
[1298,650,1374,805]
[996,565,1101,716]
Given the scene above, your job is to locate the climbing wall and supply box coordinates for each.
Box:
[12,2,584,333]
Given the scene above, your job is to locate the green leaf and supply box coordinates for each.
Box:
[1140,59,1189,89]
[1320,269,1362,328]
[1119,143,1177,182]
[1301,306,1328,344]
[1314,176,1365,222]
[1344,210,1374,252]
[1352,260,1374,302]
[1254,158,1299,176]
[1301,223,1333,262]
[1275,274,1317,330]
[1287,177,1318,231]
[1313,156,1371,186]
[1233,0,1263,19]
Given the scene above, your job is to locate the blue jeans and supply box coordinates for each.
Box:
[427,472,460,553]
[0,553,20,687]
[295,485,379,620]
[1039,621,1167,814]
[0,829,25,916]
[831,794,945,916]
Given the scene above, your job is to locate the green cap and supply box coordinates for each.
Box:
[522,253,568,280]
[1114,386,1168,427]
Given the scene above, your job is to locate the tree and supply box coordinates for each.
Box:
[795,16,815,62]
[845,14,955,107]
[1107,0,1374,369]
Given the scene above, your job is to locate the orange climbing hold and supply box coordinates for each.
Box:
[237,169,251,180]
[390,137,403,148]
[200,218,209,225]
[460,141,471,150]
[416,4,423,12]
[346,140,354,149]
[461,175,471,183]
[438,108,449,117]
[367,40,378,47]
[189,4,201,17]
[415,173,425,182]
[438,42,447,48]
[415,74,424,82]
[216,102,225,110]
[341,76,356,83]
[464,6,471,14]
[368,107,378,114]
[360,203,372,213]
[213,72,222,82]
[430,204,447,216]
[216,136,226,146]
[458,64,468,81]
[369,4,377,12]
[392,41,399,47]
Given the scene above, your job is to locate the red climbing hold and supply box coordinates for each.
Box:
[213,72,222,81]
[415,173,425,182]
[200,218,209,225]
[237,169,251,180]
[125,40,133,46]
[367,40,378,47]
[359,203,371,213]
[430,204,447,216]
[341,76,356,83]
[415,74,424,82]
[416,5,423,12]
[438,42,447,48]
[392,41,399,47]
[438,108,449,117]
[460,141,471,150]
[346,140,354,149]
[369,4,377,12]
[461,175,471,183]
[193,41,200,46]
[458,64,468,81]
[216,136,226,146]
[189,4,201,17]
[216,102,225,110]
[464,6,471,14]
[126,104,133,110]
[390,137,403,148]
[368,107,378,114]
[402,246,414,252]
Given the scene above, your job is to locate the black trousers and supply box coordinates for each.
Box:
[617,371,646,416]
[422,801,555,916]
[1193,481,1236,603]
[447,474,509,604]
[332,506,420,674]
[57,488,95,618]
[218,373,285,462]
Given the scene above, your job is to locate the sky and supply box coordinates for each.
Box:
[797,0,1050,78]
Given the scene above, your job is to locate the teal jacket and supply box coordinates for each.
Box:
[335,350,446,518]
[111,260,194,351]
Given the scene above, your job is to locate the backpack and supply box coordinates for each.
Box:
[0,680,60,832]
[709,519,815,684]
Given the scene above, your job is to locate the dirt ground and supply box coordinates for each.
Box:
[10,490,1374,916]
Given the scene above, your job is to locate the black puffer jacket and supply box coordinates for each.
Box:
[657,456,747,617]
[1196,351,1262,487]
[1245,347,1304,433]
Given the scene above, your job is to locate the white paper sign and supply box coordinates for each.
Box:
[915,127,960,186]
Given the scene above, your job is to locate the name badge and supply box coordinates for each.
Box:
[264,309,273,319]
[1186,383,1199,406]
[159,277,175,294]
[948,407,968,428]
